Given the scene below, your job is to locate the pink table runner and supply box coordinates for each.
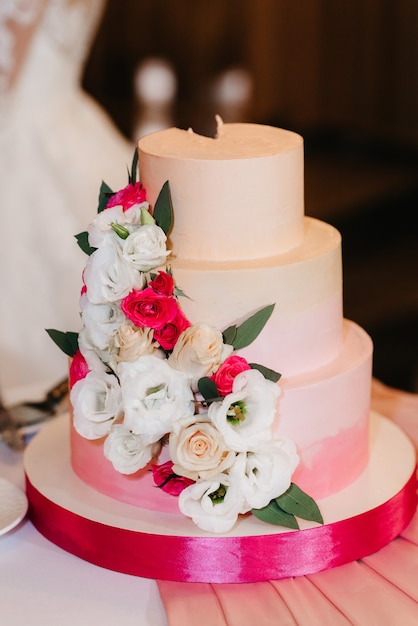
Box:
[158,379,418,625]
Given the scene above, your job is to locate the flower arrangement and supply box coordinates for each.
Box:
[48,151,323,534]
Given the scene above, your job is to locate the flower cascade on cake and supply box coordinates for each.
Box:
[48,151,323,534]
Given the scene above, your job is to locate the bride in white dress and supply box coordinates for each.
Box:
[0,0,133,405]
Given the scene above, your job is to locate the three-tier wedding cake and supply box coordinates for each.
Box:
[24,119,416,583]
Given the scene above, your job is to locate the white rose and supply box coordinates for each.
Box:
[104,423,160,474]
[169,414,236,481]
[122,224,169,272]
[233,439,300,511]
[168,323,233,389]
[71,370,121,439]
[208,369,280,452]
[80,294,125,352]
[84,238,144,304]
[118,355,194,445]
[88,203,146,247]
[112,324,164,364]
[178,473,246,533]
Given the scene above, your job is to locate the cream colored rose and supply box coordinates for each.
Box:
[169,415,235,481]
[113,324,163,363]
[168,323,233,389]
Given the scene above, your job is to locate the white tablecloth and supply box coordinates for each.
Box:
[0,441,168,626]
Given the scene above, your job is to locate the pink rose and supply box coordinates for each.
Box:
[106,182,147,211]
[212,355,251,396]
[152,460,194,496]
[121,287,178,330]
[69,350,90,389]
[153,309,191,351]
[149,271,174,296]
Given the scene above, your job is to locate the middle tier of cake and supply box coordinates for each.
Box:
[170,216,343,377]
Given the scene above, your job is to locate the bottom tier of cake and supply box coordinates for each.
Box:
[69,320,373,508]
[24,413,416,583]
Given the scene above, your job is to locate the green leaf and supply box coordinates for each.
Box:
[75,232,96,256]
[153,181,173,235]
[249,363,281,383]
[129,148,139,185]
[98,181,114,213]
[174,285,191,300]
[197,377,221,403]
[231,304,275,350]
[46,329,79,357]
[276,483,324,525]
[252,499,299,529]
[222,324,237,346]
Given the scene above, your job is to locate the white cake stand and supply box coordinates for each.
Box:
[24,412,416,583]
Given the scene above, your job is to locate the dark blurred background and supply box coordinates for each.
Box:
[83,0,418,392]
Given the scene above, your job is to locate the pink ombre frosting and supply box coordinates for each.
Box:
[70,121,374,518]
[170,217,343,376]
[278,320,373,499]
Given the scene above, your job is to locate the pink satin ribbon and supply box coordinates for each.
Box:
[25,471,417,583]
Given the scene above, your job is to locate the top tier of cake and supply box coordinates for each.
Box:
[138,120,304,263]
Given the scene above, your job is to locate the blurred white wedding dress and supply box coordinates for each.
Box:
[0,0,132,405]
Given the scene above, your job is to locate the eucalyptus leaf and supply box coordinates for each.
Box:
[231,304,275,350]
[252,499,299,529]
[249,363,281,383]
[222,324,237,346]
[129,148,138,185]
[46,329,79,357]
[276,483,324,525]
[98,181,114,213]
[75,232,96,256]
[153,181,173,235]
[197,377,221,403]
